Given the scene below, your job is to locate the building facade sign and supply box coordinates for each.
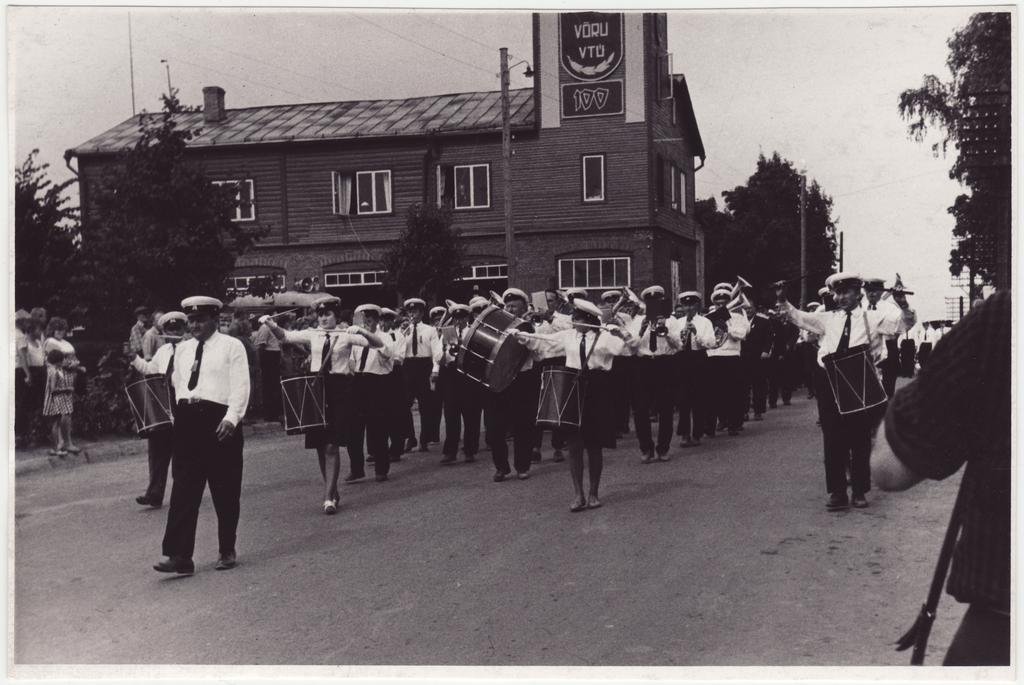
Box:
[559,12,624,82]
[561,80,624,119]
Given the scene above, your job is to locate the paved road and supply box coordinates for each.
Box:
[14,392,965,667]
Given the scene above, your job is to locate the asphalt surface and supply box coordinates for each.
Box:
[13,390,967,667]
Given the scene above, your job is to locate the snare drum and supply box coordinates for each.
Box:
[536,366,583,429]
[125,375,174,437]
[457,305,530,392]
[822,344,887,415]
[280,374,327,435]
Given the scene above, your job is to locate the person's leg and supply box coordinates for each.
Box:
[161,409,210,560]
[346,401,367,479]
[511,372,538,475]
[566,434,586,510]
[461,380,481,459]
[632,361,654,457]
[323,443,341,499]
[818,389,848,504]
[586,445,603,506]
[145,432,175,504]
[61,414,74,450]
[441,369,461,460]
[486,393,511,476]
[654,361,674,457]
[207,425,244,558]
[847,413,874,499]
[943,605,1011,666]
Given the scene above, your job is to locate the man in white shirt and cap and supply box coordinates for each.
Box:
[154,296,250,575]
[779,271,915,510]
[401,298,443,451]
[486,288,541,480]
[350,304,399,481]
[131,311,188,508]
[602,289,633,436]
[863,277,904,398]
[439,303,482,465]
[625,285,682,462]
[674,291,716,447]
[705,286,750,437]
[380,308,413,462]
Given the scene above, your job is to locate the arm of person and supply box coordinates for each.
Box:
[663,318,683,351]
[259,317,306,344]
[726,313,749,341]
[219,339,252,438]
[428,328,443,375]
[510,329,565,359]
[346,326,383,349]
[780,302,827,335]
[871,427,925,491]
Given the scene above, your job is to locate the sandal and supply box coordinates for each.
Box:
[322,500,337,515]
[587,495,602,509]
[569,497,588,513]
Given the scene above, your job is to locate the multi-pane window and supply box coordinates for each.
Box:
[461,264,508,280]
[558,257,631,289]
[323,271,386,287]
[454,164,490,209]
[582,155,605,202]
[212,179,255,221]
[225,273,284,295]
[355,170,391,215]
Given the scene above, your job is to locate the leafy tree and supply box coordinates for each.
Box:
[15,150,79,312]
[898,12,1011,293]
[701,152,837,303]
[382,202,464,304]
[73,93,266,337]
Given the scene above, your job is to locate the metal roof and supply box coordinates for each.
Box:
[69,88,535,156]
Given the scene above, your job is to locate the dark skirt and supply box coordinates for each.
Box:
[304,374,352,449]
[576,369,616,450]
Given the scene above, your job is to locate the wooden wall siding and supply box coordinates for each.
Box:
[192,149,285,240]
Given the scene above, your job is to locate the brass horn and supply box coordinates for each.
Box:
[730,275,752,299]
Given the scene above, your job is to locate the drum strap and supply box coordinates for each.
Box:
[579,331,601,374]
[166,344,177,404]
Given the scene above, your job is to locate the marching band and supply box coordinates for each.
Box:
[128,272,922,572]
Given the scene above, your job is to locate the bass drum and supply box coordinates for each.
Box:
[457,305,530,392]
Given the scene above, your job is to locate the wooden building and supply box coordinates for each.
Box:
[68,12,706,307]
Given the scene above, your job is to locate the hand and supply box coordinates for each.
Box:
[508,329,523,340]
[258,315,271,325]
[23,375,32,387]
[892,290,909,308]
[760,352,770,360]
[346,325,364,336]
[215,420,237,441]
[605,324,622,338]
[430,372,438,391]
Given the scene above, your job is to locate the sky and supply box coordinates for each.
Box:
[9,5,989,319]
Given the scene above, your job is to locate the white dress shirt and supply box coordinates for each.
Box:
[351,330,396,375]
[282,328,368,375]
[676,314,717,351]
[170,331,251,426]
[401,321,443,372]
[865,299,913,340]
[705,310,750,357]
[522,329,625,371]
[625,316,683,357]
[787,304,916,368]
[132,341,176,375]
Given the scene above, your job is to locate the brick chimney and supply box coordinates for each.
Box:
[202,86,226,123]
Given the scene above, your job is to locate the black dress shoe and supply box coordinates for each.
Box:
[826,494,850,511]
[375,474,389,482]
[640,451,656,464]
[154,557,195,575]
[851,494,869,508]
[215,552,237,570]
[136,495,162,508]
[343,473,365,483]
[530,449,542,463]
[440,455,457,465]
[493,471,509,482]
[464,454,476,463]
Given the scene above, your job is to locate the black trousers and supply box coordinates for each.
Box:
[610,356,632,432]
[145,429,174,504]
[403,358,439,445]
[348,373,390,478]
[748,356,770,415]
[383,369,408,461]
[632,356,675,455]
[706,356,744,432]
[258,350,281,419]
[162,401,243,559]
[675,351,707,438]
[440,366,482,458]
[767,354,795,407]
[815,371,884,497]
[486,368,538,474]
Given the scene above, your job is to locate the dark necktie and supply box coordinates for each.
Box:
[359,345,370,372]
[649,321,658,353]
[836,311,852,353]
[411,323,418,356]
[579,333,588,372]
[320,333,332,373]
[187,340,204,391]
[869,303,877,311]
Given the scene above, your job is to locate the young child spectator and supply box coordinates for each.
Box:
[43,349,76,456]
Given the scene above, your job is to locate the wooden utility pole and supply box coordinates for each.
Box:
[500,47,516,285]
[799,171,807,306]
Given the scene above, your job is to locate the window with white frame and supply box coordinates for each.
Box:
[323,270,387,287]
[582,155,605,202]
[355,170,392,215]
[331,171,353,216]
[225,273,285,295]
[461,264,507,280]
[670,165,687,214]
[454,164,490,209]
[212,179,256,221]
[558,257,631,289]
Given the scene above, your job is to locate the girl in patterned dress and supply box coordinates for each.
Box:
[43,349,74,456]
[43,317,86,456]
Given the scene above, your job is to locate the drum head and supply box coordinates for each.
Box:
[823,344,887,415]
